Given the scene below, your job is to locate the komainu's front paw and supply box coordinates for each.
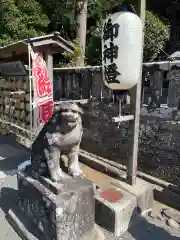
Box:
[51,169,65,182]
[69,167,85,179]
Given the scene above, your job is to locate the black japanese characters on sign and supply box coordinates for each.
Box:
[103,42,119,63]
[103,18,120,42]
[105,63,121,84]
[103,18,121,84]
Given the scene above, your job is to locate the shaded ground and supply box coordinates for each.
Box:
[0,135,180,239]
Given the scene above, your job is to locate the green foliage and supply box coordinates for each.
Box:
[144,11,169,61]
[57,38,87,67]
[40,0,77,39]
[88,0,110,20]
[86,18,103,65]
[0,0,170,65]
[0,0,49,46]
[86,9,170,64]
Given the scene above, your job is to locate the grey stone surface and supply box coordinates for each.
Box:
[1,164,180,240]
[95,187,137,236]
[81,224,105,240]
[162,208,180,223]
[166,218,179,229]
[15,171,95,240]
[111,178,154,214]
[0,136,180,240]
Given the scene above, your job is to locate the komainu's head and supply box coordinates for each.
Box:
[54,102,83,123]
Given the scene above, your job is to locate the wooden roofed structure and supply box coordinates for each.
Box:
[0,32,74,61]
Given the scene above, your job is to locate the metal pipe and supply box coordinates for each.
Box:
[54,99,89,105]
[28,44,33,154]
[53,59,180,72]
[127,0,146,186]
[143,60,180,66]
[53,65,101,71]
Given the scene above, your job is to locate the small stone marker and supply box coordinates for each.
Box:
[167,218,179,229]
[95,187,137,236]
[162,208,180,224]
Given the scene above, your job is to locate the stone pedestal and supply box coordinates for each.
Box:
[8,171,95,240]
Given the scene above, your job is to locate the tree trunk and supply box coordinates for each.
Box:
[76,0,88,66]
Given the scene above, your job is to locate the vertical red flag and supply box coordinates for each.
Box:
[29,46,54,135]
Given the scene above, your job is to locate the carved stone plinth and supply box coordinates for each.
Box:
[8,171,95,240]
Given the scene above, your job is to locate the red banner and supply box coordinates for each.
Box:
[29,46,54,135]
[37,99,54,124]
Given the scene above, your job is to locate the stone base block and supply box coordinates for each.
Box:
[111,178,154,214]
[7,209,103,240]
[81,224,105,240]
[7,207,102,240]
[95,187,137,237]
[10,171,95,240]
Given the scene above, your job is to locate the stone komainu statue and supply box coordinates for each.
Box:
[31,102,84,182]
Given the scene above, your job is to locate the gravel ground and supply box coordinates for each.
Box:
[0,137,180,240]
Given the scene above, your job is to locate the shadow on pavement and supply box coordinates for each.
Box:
[0,187,43,240]
[0,187,18,214]
[0,135,30,176]
[0,155,29,176]
[129,215,180,240]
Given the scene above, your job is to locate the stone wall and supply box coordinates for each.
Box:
[54,68,180,186]
[80,102,180,186]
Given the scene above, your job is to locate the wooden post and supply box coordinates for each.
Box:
[127,0,146,185]
[45,49,54,99]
